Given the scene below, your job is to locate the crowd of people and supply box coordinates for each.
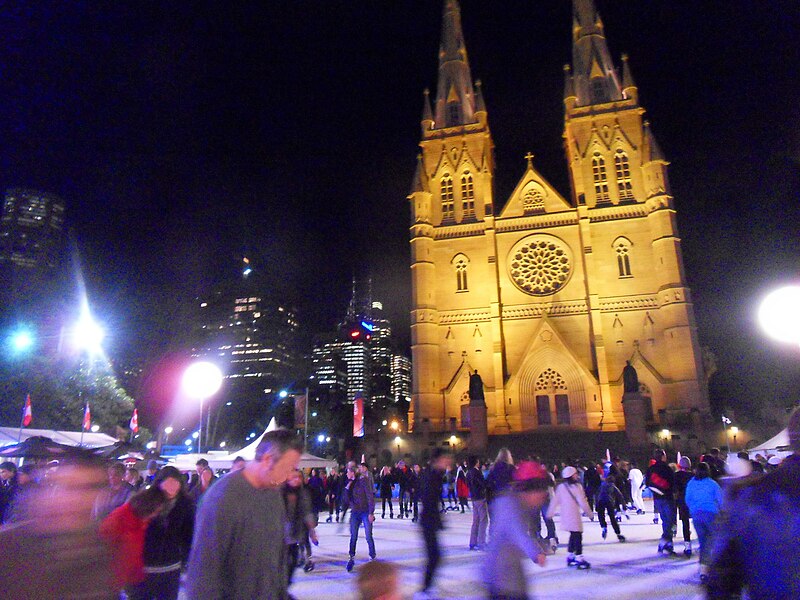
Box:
[0,408,799,599]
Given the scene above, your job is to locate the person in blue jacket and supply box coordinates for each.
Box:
[685,461,722,580]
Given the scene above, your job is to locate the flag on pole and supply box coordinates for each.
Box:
[606,448,611,462]
[129,408,139,433]
[21,394,32,427]
[83,403,91,431]
[721,415,732,425]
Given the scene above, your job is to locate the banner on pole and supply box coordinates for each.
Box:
[294,395,307,429]
[129,408,139,433]
[353,395,365,438]
[83,403,91,431]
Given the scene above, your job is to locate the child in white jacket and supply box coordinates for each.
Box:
[546,466,594,569]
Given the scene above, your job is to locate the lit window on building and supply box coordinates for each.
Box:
[615,149,634,199]
[592,153,610,203]
[441,174,454,221]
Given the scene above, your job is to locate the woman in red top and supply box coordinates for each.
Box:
[100,485,166,593]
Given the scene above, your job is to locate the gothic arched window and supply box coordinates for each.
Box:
[441,174,454,221]
[461,172,475,218]
[612,237,633,277]
[590,77,609,103]
[447,102,461,127]
[592,153,610,203]
[522,186,545,214]
[615,149,634,199]
[453,255,469,291]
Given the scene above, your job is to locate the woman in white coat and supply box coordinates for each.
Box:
[546,466,593,569]
[628,462,645,514]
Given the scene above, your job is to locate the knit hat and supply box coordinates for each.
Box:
[768,456,782,466]
[789,406,800,454]
[513,461,550,491]
[147,459,159,471]
[678,457,692,469]
[561,466,578,479]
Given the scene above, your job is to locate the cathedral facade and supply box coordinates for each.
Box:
[408,0,710,439]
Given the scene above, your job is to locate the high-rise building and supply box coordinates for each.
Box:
[407,0,710,439]
[0,188,67,312]
[190,265,300,445]
[391,354,411,406]
[369,302,393,410]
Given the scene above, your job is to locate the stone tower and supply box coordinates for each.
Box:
[407,0,710,443]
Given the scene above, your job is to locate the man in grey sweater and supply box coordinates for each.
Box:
[184,429,302,600]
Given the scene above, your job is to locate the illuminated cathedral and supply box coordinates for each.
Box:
[408,0,710,442]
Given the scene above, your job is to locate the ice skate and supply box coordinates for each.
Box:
[574,556,591,570]
[566,554,577,567]
[683,541,693,557]
[658,540,676,555]
[653,516,659,524]
[601,526,608,539]
[617,534,626,542]
[346,557,355,572]
[303,560,315,572]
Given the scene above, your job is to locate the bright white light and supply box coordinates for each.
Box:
[10,329,34,353]
[759,286,800,346]
[184,439,192,446]
[91,425,100,433]
[279,390,288,399]
[326,436,331,442]
[382,420,388,426]
[164,426,173,435]
[317,434,325,443]
[72,311,105,354]
[730,426,738,435]
[311,412,317,417]
[191,431,199,439]
[394,436,401,444]
[219,441,226,448]
[182,362,223,399]
[146,441,157,449]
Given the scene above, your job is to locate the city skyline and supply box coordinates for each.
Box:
[0,2,798,430]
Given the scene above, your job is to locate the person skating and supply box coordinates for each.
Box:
[645,448,676,554]
[684,461,722,583]
[673,456,694,556]
[346,465,377,572]
[415,448,453,598]
[378,466,395,519]
[547,466,593,569]
[595,474,626,543]
[284,469,319,582]
[628,461,646,514]
[466,456,489,550]
[483,461,550,599]
[325,467,341,523]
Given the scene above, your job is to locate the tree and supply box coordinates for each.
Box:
[0,355,135,435]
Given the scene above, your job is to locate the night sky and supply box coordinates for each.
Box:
[1,2,799,422]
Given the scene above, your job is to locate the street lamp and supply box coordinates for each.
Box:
[758,285,800,347]
[181,362,223,453]
[395,436,401,457]
[730,426,739,451]
[390,420,400,432]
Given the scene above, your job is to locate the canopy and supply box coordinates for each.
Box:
[164,423,337,471]
[0,436,96,459]
[748,428,792,457]
[0,427,119,449]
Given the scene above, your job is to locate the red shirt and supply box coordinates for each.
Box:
[99,502,150,587]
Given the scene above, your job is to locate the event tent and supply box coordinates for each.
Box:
[0,427,118,449]
[748,428,792,458]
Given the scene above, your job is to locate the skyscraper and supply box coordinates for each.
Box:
[407,0,709,441]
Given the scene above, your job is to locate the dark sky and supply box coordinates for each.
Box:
[2,1,799,419]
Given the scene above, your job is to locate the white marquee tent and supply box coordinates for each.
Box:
[748,428,792,458]
[0,427,118,449]
[164,420,337,471]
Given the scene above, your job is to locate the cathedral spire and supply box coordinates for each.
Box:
[433,0,477,128]
[570,0,623,107]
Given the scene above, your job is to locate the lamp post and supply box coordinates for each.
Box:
[660,429,671,450]
[730,426,739,451]
[181,362,223,453]
[395,436,401,458]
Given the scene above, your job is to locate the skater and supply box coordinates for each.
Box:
[628,461,645,514]
[486,448,515,504]
[483,461,550,599]
[325,467,341,523]
[595,474,626,542]
[455,461,470,513]
[346,465,376,572]
[684,461,722,581]
[547,466,593,569]
[582,462,601,513]
[673,456,694,556]
[706,407,800,599]
[416,448,453,598]
[283,469,319,584]
[408,464,422,522]
[466,456,489,550]
[379,466,395,519]
[646,448,676,554]
[394,461,410,519]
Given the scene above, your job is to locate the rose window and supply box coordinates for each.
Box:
[508,235,572,295]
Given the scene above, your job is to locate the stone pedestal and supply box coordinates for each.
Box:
[622,392,648,448]
[468,401,488,453]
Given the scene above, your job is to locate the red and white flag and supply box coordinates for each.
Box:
[83,402,91,431]
[21,394,32,427]
[129,408,139,433]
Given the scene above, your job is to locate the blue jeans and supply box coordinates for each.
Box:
[654,497,675,542]
[349,510,376,558]
[692,509,717,564]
